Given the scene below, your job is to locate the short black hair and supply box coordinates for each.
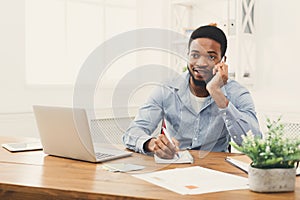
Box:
[188,25,227,58]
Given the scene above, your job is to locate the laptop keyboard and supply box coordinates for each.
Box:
[95,152,114,160]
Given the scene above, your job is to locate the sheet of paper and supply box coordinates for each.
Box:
[102,163,145,172]
[154,150,193,164]
[133,166,248,195]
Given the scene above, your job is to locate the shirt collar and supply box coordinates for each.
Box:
[165,71,229,112]
[165,71,189,90]
[166,71,228,96]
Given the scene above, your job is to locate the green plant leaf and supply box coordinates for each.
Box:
[233,116,300,169]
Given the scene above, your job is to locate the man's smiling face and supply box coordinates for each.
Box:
[188,38,222,85]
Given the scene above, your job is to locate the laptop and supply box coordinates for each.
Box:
[33,105,132,163]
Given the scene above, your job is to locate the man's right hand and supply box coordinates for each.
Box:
[144,135,179,159]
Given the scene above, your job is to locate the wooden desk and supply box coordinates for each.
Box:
[0,137,299,200]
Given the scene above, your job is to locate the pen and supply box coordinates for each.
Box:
[162,127,179,158]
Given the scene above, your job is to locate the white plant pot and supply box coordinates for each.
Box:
[248,165,296,192]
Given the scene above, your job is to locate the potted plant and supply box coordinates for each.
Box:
[230,117,300,192]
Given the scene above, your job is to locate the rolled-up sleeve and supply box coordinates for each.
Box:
[122,86,164,153]
[218,87,262,145]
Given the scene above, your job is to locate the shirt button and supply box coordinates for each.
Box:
[225,119,229,123]
[194,138,197,141]
[233,135,237,139]
[223,112,226,116]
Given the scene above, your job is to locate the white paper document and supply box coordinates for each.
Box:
[133,166,248,195]
[154,150,193,164]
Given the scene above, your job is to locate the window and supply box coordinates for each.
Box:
[25,0,137,85]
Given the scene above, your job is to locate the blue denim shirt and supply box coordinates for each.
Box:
[123,72,262,154]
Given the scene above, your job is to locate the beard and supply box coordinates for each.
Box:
[187,66,211,87]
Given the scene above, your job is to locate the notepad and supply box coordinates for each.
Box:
[154,150,193,164]
[225,156,250,173]
[225,155,300,176]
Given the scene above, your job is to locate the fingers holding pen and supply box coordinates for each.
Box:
[154,134,178,159]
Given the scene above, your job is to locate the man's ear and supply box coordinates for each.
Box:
[220,55,227,63]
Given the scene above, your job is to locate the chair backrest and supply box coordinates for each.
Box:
[256,112,300,140]
[283,122,300,140]
[90,117,134,144]
[90,116,162,145]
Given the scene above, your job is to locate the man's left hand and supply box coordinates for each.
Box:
[206,60,229,109]
[207,61,228,90]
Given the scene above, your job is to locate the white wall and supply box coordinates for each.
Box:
[0,0,170,137]
[1,0,300,138]
[0,0,26,113]
[0,0,37,137]
[253,0,300,128]
[188,0,300,128]
[0,0,76,137]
